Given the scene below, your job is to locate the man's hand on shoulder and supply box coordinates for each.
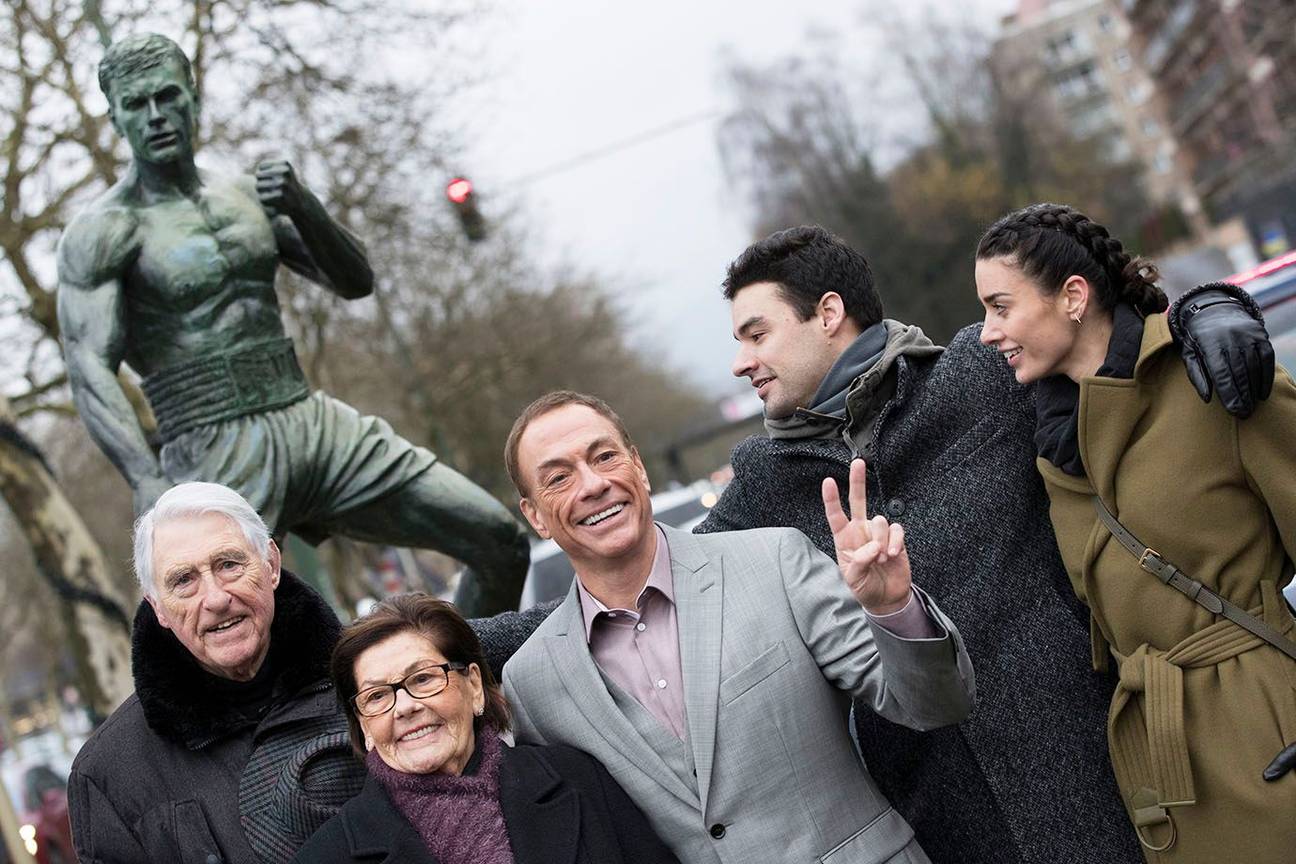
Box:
[822,459,912,615]
[1170,281,1275,418]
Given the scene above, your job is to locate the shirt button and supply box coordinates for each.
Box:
[606,612,617,618]
[886,498,905,517]
[656,679,667,689]
[709,823,726,839]
[636,622,647,632]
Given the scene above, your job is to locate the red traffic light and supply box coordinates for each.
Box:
[446,177,474,204]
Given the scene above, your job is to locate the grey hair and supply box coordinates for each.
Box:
[133,482,271,598]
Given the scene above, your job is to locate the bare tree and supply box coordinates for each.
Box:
[0,393,133,716]
[717,7,1164,340]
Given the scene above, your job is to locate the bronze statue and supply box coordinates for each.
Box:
[56,34,527,614]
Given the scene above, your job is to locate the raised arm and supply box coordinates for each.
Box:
[254,160,373,300]
[57,219,170,514]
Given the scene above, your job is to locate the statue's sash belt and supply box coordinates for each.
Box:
[142,338,310,443]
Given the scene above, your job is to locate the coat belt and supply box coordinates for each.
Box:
[1107,582,1289,852]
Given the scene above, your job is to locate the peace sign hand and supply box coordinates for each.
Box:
[822,459,913,615]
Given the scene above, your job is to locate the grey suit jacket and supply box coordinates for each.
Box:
[502,525,975,864]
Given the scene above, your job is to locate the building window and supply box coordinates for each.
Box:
[1097,13,1115,33]
[1141,117,1161,137]
[1056,61,1103,101]
[1046,31,1077,64]
[1125,80,1151,104]
[1113,49,1132,72]
[1153,153,1173,173]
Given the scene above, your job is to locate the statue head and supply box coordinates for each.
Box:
[99,34,200,167]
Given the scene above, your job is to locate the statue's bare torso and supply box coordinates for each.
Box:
[70,171,288,376]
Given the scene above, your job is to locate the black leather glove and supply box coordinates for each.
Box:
[1169,281,1275,418]
[1263,742,1296,782]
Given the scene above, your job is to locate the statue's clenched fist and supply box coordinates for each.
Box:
[255,160,307,220]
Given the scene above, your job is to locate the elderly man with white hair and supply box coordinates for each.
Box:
[67,481,545,864]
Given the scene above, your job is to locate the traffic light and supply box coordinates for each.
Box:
[445,176,487,242]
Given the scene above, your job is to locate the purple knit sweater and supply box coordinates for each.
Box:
[366,728,516,864]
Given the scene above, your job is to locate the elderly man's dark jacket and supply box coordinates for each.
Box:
[68,573,548,864]
[293,743,678,864]
[696,325,1140,864]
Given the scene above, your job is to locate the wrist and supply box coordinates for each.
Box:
[863,589,913,617]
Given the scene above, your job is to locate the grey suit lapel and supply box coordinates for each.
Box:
[543,580,698,807]
[665,525,723,813]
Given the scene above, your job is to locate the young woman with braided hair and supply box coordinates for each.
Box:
[975,202,1296,863]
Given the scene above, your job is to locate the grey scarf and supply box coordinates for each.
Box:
[766,320,942,440]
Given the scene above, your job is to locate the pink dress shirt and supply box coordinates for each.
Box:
[576,526,939,740]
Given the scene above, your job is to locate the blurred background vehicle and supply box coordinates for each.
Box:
[1229,251,1296,612]
[518,479,726,608]
[1,731,81,864]
[1229,251,1296,374]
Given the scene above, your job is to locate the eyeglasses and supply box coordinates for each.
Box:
[352,662,469,717]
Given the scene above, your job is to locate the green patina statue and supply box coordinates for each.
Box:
[56,33,527,614]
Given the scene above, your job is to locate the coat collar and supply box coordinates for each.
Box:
[1076,313,1173,498]
[664,525,724,812]
[131,570,340,748]
[342,747,580,864]
[1132,311,1175,380]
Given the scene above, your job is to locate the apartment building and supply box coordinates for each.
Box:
[1122,0,1296,254]
[993,0,1204,223]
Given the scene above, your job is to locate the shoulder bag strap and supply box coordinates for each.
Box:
[1091,496,1296,663]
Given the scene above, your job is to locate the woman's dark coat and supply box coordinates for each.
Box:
[292,742,678,864]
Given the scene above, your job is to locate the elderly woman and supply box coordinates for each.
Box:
[293,594,676,864]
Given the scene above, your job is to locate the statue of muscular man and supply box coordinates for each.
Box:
[57,33,527,615]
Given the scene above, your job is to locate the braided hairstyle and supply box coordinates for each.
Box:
[975,203,1167,315]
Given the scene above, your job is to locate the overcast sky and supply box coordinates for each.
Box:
[467,0,1017,396]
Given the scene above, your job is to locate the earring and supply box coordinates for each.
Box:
[364,737,374,752]
[474,706,484,717]
[1071,312,1083,325]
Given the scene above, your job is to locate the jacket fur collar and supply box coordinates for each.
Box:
[131,570,341,747]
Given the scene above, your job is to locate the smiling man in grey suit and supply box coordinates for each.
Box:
[500,390,975,864]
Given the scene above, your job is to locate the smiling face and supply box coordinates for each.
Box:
[108,57,198,167]
[147,512,280,682]
[354,631,483,776]
[976,256,1083,385]
[516,404,654,575]
[730,281,844,419]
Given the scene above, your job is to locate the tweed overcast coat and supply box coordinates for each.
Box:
[696,324,1141,864]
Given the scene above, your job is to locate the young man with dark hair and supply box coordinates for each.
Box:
[696,225,1275,864]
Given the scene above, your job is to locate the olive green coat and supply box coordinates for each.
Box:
[1038,313,1296,864]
